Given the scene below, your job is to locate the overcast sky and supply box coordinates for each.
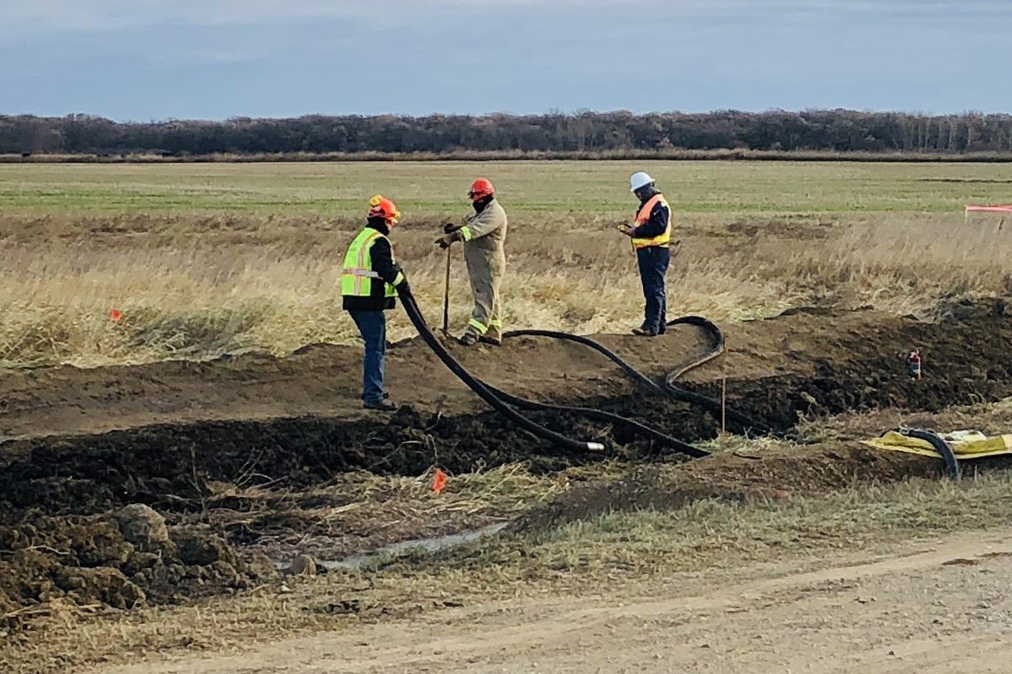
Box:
[1,0,1010,121]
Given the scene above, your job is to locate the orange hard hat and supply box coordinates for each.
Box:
[468,178,495,202]
[367,194,400,225]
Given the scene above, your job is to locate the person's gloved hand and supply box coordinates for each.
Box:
[435,231,461,249]
[616,224,636,237]
[442,222,461,234]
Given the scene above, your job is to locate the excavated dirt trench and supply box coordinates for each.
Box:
[3,345,1010,518]
[2,301,1011,621]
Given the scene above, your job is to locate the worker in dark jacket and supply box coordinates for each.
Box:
[341,195,409,410]
[617,172,672,336]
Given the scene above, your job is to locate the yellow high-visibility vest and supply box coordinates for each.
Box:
[631,193,672,250]
[340,229,398,298]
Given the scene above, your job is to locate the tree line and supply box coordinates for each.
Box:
[3,110,1012,158]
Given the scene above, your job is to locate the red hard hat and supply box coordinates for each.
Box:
[367,195,400,225]
[468,178,495,202]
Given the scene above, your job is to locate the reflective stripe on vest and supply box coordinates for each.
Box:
[631,193,672,250]
[340,229,397,298]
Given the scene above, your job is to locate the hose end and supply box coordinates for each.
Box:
[586,442,606,451]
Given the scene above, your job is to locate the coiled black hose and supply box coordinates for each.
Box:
[398,283,761,457]
[504,316,772,436]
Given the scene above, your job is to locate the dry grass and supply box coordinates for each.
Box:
[795,396,1012,444]
[2,212,1008,370]
[1,161,1011,369]
[193,463,617,561]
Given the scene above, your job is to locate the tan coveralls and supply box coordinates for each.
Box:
[460,198,508,341]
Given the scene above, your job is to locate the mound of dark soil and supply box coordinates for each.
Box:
[0,505,278,627]
[684,300,1012,431]
[0,407,671,518]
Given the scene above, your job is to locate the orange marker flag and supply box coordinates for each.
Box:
[432,468,447,495]
[109,309,123,322]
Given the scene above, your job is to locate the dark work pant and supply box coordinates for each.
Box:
[349,310,386,404]
[636,246,671,333]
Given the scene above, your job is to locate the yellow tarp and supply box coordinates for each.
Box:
[861,430,1012,460]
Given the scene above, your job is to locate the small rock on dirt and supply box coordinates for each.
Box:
[114,504,171,553]
[287,554,317,577]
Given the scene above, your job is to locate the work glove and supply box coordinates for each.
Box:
[435,231,461,249]
[616,224,636,237]
[442,222,461,234]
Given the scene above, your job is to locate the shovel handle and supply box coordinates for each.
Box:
[442,245,451,333]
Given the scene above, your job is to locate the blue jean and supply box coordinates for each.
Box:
[349,310,386,404]
[636,246,670,333]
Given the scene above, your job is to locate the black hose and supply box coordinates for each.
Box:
[502,328,664,393]
[504,317,771,436]
[480,381,709,458]
[396,286,750,459]
[397,288,605,453]
[894,428,961,481]
[663,317,772,435]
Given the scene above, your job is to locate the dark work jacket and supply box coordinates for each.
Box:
[630,189,671,240]
[342,220,403,312]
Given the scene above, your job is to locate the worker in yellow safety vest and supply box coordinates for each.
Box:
[616,171,672,336]
[341,195,410,411]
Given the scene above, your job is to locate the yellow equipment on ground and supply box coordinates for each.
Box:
[861,430,1012,459]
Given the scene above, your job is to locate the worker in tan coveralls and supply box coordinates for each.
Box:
[436,178,508,346]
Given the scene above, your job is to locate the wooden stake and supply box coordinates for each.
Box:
[721,376,727,438]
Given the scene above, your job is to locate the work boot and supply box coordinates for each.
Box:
[458,332,479,347]
[479,330,502,346]
[363,399,397,411]
[632,327,658,337]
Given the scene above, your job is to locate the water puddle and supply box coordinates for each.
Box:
[275,522,508,571]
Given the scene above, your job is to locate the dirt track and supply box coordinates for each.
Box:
[93,527,1012,674]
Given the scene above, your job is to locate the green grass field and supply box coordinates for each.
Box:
[2,160,1011,216]
[1,161,1010,369]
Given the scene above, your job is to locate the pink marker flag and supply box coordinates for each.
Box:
[965,204,1012,213]
[964,204,1011,230]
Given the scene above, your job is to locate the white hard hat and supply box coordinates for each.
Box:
[629,171,655,192]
